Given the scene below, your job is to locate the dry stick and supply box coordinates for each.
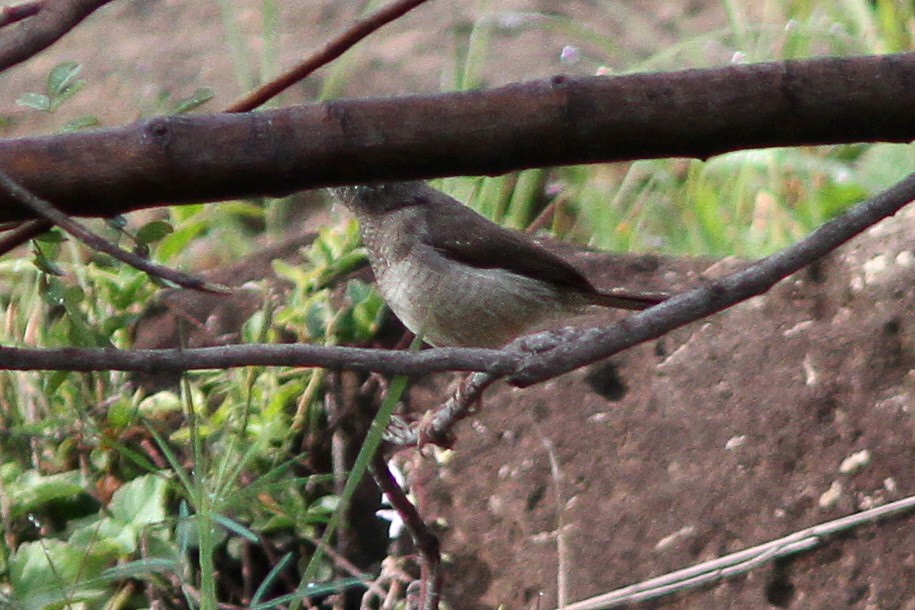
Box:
[0,0,43,28]
[531,423,570,609]
[0,0,116,71]
[560,493,915,610]
[412,372,494,447]
[369,453,442,610]
[0,219,51,256]
[0,168,227,293]
[226,0,434,113]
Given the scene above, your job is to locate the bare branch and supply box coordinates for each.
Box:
[0,168,226,292]
[0,53,912,222]
[0,219,50,256]
[0,343,517,376]
[226,0,434,113]
[387,372,495,448]
[510,172,915,385]
[370,454,442,610]
[0,1,43,29]
[0,0,116,72]
[559,493,915,609]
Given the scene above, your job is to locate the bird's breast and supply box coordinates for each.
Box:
[372,246,581,347]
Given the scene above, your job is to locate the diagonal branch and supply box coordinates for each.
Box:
[0,218,51,255]
[0,0,117,72]
[226,0,434,113]
[0,1,43,29]
[0,168,226,292]
[369,454,442,610]
[510,172,915,385]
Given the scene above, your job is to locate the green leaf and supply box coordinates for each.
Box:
[32,249,64,276]
[63,284,85,310]
[8,470,85,518]
[43,369,71,396]
[172,87,216,114]
[15,92,50,112]
[109,475,168,525]
[10,539,110,610]
[101,557,178,580]
[135,219,174,245]
[32,228,66,244]
[59,115,101,133]
[214,513,259,543]
[155,219,207,261]
[48,78,86,111]
[46,61,82,98]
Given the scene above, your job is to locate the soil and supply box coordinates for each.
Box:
[417,204,915,609]
[4,1,914,609]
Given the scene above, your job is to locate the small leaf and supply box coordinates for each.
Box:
[48,78,86,111]
[32,250,64,275]
[102,557,178,581]
[33,229,66,244]
[46,61,82,98]
[135,220,174,245]
[214,514,260,543]
[108,474,168,526]
[106,215,128,230]
[16,92,51,112]
[62,284,85,310]
[172,87,216,114]
[59,115,100,133]
[44,370,71,395]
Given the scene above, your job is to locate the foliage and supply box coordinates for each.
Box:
[0,1,912,609]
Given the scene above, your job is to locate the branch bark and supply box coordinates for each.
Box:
[0,52,912,222]
[0,343,517,376]
[0,0,116,71]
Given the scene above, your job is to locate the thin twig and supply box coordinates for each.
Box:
[226,0,434,113]
[558,493,915,610]
[532,423,569,609]
[0,0,43,28]
[0,168,228,293]
[370,453,441,610]
[422,372,493,446]
[0,219,51,256]
[0,0,116,72]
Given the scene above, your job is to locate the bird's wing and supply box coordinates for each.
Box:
[420,192,598,292]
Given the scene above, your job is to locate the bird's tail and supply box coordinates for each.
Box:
[589,289,669,310]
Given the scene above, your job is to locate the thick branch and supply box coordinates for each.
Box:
[0,52,912,222]
[0,0,116,71]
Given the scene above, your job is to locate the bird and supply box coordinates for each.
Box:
[331,181,667,348]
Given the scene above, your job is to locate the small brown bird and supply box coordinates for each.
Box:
[331,182,667,348]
